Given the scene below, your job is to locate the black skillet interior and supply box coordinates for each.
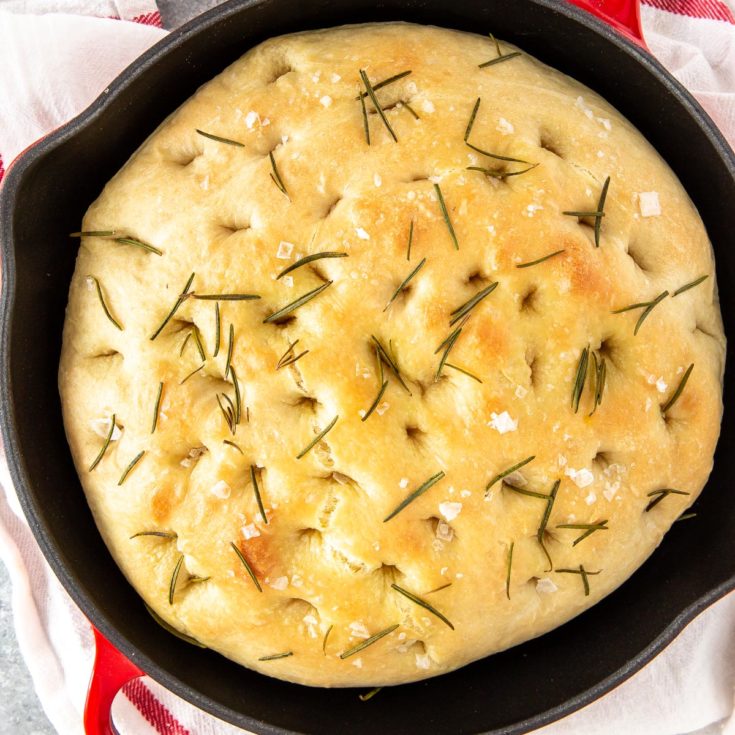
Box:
[1,1,734,733]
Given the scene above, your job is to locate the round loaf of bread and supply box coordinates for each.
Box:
[59,22,725,686]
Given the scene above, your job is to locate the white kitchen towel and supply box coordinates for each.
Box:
[0,2,734,734]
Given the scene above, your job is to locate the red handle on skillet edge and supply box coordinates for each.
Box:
[85,627,144,735]
[566,0,648,49]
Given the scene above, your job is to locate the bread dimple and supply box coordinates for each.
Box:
[59,22,725,686]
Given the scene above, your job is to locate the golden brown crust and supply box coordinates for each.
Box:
[59,22,725,686]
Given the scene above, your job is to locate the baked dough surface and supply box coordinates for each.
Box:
[59,23,725,686]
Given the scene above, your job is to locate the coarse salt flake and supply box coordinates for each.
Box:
[585,491,598,505]
[488,411,518,434]
[349,621,370,639]
[565,467,594,488]
[415,653,431,670]
[515,385,528,399]
[399,478,409,489]
[276,241,294,259]
[281,275,294,288]
[241,523,260,540]
[436,521,454,542]
[319,95,333,108]
[352,658,363,668]
[330,73,341,83]
[373,173,382,187]
[638,191,661,217]
[439,501,462,522]
[536,578,558,594]
[376,402,390,416]
[656,377,668,393]
[355,227,370,240]
[497,117,514,135]
[244,111,259,129]
[268,576,288,591]
[210,480,231,499]
[421,99,435,114]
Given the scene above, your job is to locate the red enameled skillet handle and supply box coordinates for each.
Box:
[566,0,648,49]
[84,627,144,735]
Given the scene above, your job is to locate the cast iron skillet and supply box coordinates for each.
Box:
[1,0,734,733]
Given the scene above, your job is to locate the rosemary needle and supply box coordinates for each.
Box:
[359,687,382,702]
[169,555,184,605]
[354,70,411,100]
[391,583,454,629]
[296,415,339,459]
[485,455,536,494]
[130,531,177,539]
[118,451,145,486]
[433,183,459,250]
[449,282,498,326]
[192,325,206,362]
[179,332,192,357]
[322,624,333,654]
[196,129,244,146]
[70,230,117,237]
[180,363,205,384]
[340,624,399,659]
[445,362,482,383]
[467,164,539,180]
[464,97,481,142]
[555,565,600,596]
[193,294,260,301]
[673,275,708,297]
[538,480,560,571]
[465,142,529,164]
[277,340,309,370]
[645,488,690,512]
[589,354,606,417]
[277,252,348,279]
[269,151,289,197]
[230,541,262,591]
[571,346,590,413]
[371,336,412,394]
[506,542,514,600]
[360,91,370,145]
[230,365,242,424]
[250,465,268,525]
[213,302,221,357]
[362,380,389,422]
[113,237,163,256]
[144,603,206,648]
[259,652,293,661]
[479,36,522,69]
[661,363,694,414]
[384,258,426,311]
[360,69,398,142]
[88,414,116,471]
[384,471,446,522]
[223,439,243,453]
[150,272,195,340]
[88,276,123,330]
[435,325,463,379]
[406,220,414,261]
[225,324,234,379]
[263,281,333,323]
[634,291,670,335]
[151,382,163,434]
[516,249,565,269]
[594,177,611,247]
[556,520,609,546]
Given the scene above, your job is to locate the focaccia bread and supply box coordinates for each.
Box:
[59,22,725,687]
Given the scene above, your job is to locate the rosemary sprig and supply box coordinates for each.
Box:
[359,69,398,142]
[571,346,590,413]
[556,520,609,546]
[151,382,163,433]
[322,624,333,655]
[359,687,382,702]
[661,363,694,414]
[225,324,234,379]
[371,336,412,394]
[192,325,206,362]
[516,249,565,269]
[259,652,293,661]
[485,455,535,494]
[296,415,339,459]
[360,91,370,145]
[277,340,309,370]
[88,414,116,471]
[130,530,177,539]
[88,276,123,330]
[464,97,481,142]
[384,258,426,311]
[263,281,332,324]
[588,353,606,417]
[180,363,204,384]
[276,252,348,280]
[340,624,399,659]
[250,465,268,524]
[594,177,610,247]
[449,282,498,326]
[391,583,454,629]
[193,294,260,301]
[169,555,184,605]
[144,603,206,647]
[118,450,145,485]
[538,479,560,571]
[113,237,163,256]
[269,151,288,197]
[555,565,600,596]
[362,380,389,422]
[479,34,522,68]
[230,365,242,424]
[612,290,669,335]
[506,541,514,600]
[445,362,482,383]
[433,183,458,250]
[467,163,539,180]
[406,220,414,261]
[465,142,530,164]
[196,129,244,146]
[354,70,411,100]
[150,272,195,340]
[383,471,446,522]
[213,302,221,357]
[230,541,262,591]
[223,439,243,453]
[673,275,708,297]
[645,488,690,512]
